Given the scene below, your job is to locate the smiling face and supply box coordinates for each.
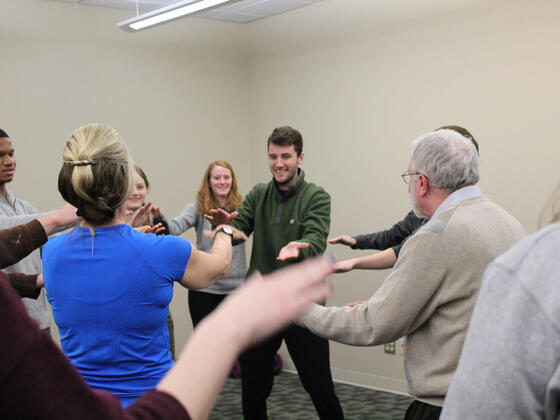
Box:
[0,137,16,186]
[209,165,232,200]
[127,172,148,211]
[268,143,303,190]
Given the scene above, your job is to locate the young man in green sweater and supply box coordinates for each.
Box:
[209,126,343,420]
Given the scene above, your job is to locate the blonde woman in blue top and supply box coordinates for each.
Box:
[43,123,244,408]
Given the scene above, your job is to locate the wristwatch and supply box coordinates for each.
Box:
[216,225,233,238]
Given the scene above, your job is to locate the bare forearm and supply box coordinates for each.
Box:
[37,213,61,236]
[157,311,242,420]
[352,248,397,270]
[210,232,232,274]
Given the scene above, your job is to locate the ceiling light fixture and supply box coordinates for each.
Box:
[117,0,238,32]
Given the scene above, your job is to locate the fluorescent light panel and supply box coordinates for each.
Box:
[117,0,236,31]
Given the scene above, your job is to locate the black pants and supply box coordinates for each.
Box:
[404,401,441,420]
[240,324,344,420]
[188,289,228,328]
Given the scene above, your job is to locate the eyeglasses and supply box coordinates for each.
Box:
[401,171,426,184]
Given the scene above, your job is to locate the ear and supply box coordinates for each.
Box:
[418,174,429,196]
[297,152,304,165]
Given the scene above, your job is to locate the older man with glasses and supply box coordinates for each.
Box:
[328,126,479,274]
[298,128,525,420]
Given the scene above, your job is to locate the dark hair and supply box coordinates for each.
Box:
[267,126,303,156]
[0,128,9,138]
[436,125,479,154]
[134,165,150,190]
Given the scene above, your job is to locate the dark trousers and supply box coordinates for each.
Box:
[188,289,228,328]
[240,324,344,420]
[404,401,441,420]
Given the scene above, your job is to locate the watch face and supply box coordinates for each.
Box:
[222,225,233,235]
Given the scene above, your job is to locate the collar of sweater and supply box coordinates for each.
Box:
[272,168,306,200]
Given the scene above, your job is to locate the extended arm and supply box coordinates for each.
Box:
[351,211,424,255]
[298,232,446,345]
[231,187,256,238]
[180,227,234,290]
[164,202,198,236]
[158,256,333,420]
[0,203,78,234]
[1,250,333,420]
[333,248,397,273]
[0,219,47,269]
[278,188,330,262]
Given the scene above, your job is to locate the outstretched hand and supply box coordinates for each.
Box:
[203,208,238,226]
[328,235,356,247]
[151,206,163,219]
[277,241,310,261]
[219,256,335,348]
[136,223,165,235]
[128,202,153,227]
[332,259,355,273]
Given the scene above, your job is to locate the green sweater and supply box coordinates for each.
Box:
[232,170,330,277]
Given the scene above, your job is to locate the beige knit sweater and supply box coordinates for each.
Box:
[298,195,526,406]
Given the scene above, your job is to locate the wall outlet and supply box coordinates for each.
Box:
[384,342,396,354]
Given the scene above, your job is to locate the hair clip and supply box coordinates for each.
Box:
[65,160,97,166]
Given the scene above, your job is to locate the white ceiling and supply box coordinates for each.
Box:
[46,0,324,23]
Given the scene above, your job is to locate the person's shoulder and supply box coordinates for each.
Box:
[43,229,72,254]
[299,177,330,198]
[247,182,270,196]
[185,201,198,211]
[8,194,37,213]
[494,223,560,272]
[127,225,191,250]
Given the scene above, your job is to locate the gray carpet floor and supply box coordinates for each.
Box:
[210,371,413,419]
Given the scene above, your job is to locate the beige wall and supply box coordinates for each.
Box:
[2,0,560,394]
[0,0,251,351]
[247,0,560,390]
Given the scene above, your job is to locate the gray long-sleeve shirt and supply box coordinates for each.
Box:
[442,223,560,420]
[0,190,51,328]
[164,202,246,294]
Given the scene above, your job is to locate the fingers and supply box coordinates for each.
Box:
[346,301,367,307]
[232,227,248,242]
[328,236,342,244]
[147,223,164,234]
[268,256,334,292]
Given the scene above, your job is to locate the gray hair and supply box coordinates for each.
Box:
[410,129,479,192]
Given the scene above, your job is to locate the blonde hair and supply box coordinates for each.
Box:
[58,123,134,226]
[197,161,242,214]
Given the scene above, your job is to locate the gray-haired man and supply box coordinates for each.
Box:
[298,129,525,420]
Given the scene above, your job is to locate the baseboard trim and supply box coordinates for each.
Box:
[281,358,409,396]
